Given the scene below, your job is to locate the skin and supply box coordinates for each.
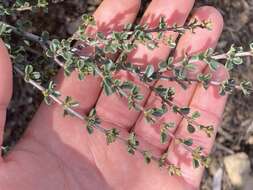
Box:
[0,0,229,189]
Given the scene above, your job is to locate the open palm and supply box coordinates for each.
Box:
[0,0,228,190]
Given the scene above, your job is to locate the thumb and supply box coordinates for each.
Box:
[0,39,12,160]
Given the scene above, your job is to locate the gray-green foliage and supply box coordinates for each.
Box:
[1,2,253,177]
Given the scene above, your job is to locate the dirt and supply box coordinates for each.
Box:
[3,0,253,189]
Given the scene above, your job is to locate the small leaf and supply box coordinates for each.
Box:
[180,107,190,115]
[82,14,96,26]
[201,156,212,168]
[85,108,100,134]
[158,152,168,167]
[86,125,94,134]
[106,128,119,144]
[154,85,175,101]
[158,57,174,72]
[41,31,49,42]
[232,56,243,65]
[199,125,214,137]
[158,16,167,30]
[240,81,252,96]
[168,165,181,176]
[197,73,212,89]
[250,42,253,52]
[193,159,200,168]
[182,138,193,146]
[103,78,114,96]
[127,132,139,155]
[187,124,196,134]
[166,36,176,48]
[191,111,201,120]
[160,131,168,144]
[206,59,219,71]
[144,64,155,78]
[143,151,152,164]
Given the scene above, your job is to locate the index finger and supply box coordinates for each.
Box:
[55,0,141,113]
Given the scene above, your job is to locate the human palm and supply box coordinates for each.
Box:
[0,0,228,190]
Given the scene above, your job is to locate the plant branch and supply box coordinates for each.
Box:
[13,65,187,175]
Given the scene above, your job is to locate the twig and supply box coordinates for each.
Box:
[13,65,185,174]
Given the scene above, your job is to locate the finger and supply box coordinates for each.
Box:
[134,6,224,151]
[0,40,13,161]
[167,65,229,188]
[55,0,141,113]
[95,0,195,131]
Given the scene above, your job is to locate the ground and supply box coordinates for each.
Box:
[3,0,253,189]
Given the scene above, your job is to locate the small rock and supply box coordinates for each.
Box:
[244,177,253,190]
[224,153,251,188]
[246,136,253,145]
[212,168,223,190]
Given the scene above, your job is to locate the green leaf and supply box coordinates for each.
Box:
[197,73,212,89]
[41,31,49,42]
[82,14,96,26]
[190,53,205,62]
[158,152,168,167]
[232,57,243,65]
[185,63,196,71]
[240,81,252,96]
[168,165,181,176]
[151,106,167,117]
[199,125,214,138]
[143,151,152,164]
[225,45,244,70]
[219,79,235,95]
[0,22,8,36]
[62,96,79,116]
[85,109,100,134]
[120,81,134,90]
[250,42,253,52]
[154,85,175,101]
[24,65,41,82]
[38,0,48,7]
[173,67,186,80]
[193,159,200,168]
[43,81,60,105]
[160,122,175,144]
[106,128,119,144]
[124,23,133,31]
[49,39,61,53]
[191,111,201,120]
[86,125,94,134]
[144,64,155,78]
[201,156,212,168]
[167,36,176,48]
[160,132,168,144]
[158,16,167,30]
[127,132,139,155]
[25,65,33,74]
[158,57,174,72]
[103,78,114,96]
[182,138,193,146]
[187,124,196,134]
[180,107,190,115]
[31,72,41,80]
[206,59,219,71]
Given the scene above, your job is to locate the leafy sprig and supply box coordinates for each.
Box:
[3,8,253,178]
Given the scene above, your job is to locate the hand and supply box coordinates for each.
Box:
[0,0,228,190]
